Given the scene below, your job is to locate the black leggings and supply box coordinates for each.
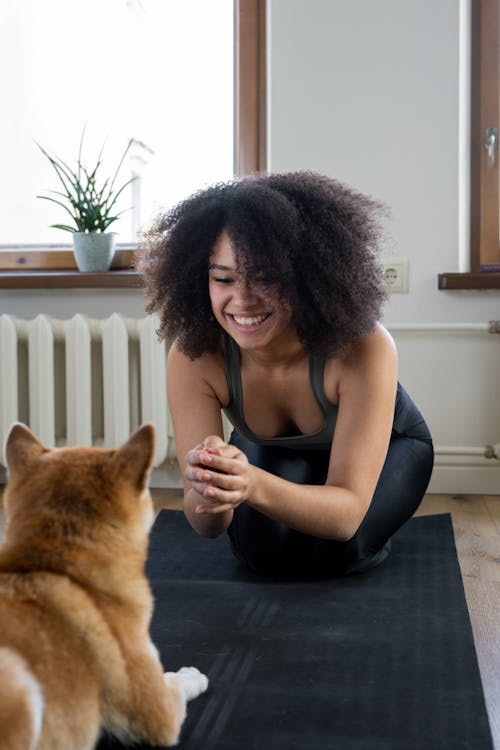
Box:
[227,427,434,578]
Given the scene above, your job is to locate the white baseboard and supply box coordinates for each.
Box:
[151,461,183,489]
[150,459,500,496]
[2,460,498,497]
[427,465,500,495]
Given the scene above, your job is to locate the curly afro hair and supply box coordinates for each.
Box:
[136,171,388,360]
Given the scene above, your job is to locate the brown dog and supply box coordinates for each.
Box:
[0,423,208,750]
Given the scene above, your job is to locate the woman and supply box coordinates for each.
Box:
[139,171,433,577]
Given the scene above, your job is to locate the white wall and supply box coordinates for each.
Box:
[1,0,499,493]
[0,289,146,320]
[268,0,500,493]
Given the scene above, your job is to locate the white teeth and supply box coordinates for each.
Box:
[232,314,268,326]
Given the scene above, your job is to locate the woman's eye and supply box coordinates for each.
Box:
[214,277,234,284]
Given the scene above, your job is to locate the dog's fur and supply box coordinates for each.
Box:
[0,423,208,750]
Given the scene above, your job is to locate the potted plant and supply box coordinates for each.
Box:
[36,128,134,271]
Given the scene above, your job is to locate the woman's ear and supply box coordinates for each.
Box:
[4,423,46,475]
[113,424,156,490]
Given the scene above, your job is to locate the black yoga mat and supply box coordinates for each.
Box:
[99,512,493,750]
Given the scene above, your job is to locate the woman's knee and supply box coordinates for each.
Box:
[353,437,434,556]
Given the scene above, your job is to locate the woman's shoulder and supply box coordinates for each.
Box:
[167,340,230,406]
[341,323,396,365]
[323,323,395,368]
[323,324,396,401]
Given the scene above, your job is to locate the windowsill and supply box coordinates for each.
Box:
[0,269,143,289]
[438,272,500,290]
[3,270,500,291]
[0,247,142,288]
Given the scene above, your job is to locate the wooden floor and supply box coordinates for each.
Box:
[415,494,499,750]
[1,491,499,748]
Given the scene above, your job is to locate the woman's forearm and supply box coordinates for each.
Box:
[184,487,234,537]
[188,443,370,540]
[247,466,366,541]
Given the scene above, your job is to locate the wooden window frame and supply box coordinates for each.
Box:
[0,0,266,289]
[235,0,267,176]
[439,0,500,289]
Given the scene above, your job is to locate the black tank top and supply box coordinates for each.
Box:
[223,336,432,451]
[223,336,338,450]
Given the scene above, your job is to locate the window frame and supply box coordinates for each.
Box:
[0,0,266,288]
[439,0,500,289]
[470,0,499,270]
[235,0,267,176]
[4,3,499,291]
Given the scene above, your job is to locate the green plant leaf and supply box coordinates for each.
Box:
[77,124,87,188]
[50,223,78,232]
[36,129,135,234]
[35,143,80,200]
[36,194,81,223]
[105,177,137,214]
[107,138,133,196]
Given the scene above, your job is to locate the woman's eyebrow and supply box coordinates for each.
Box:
[208,263,234,271]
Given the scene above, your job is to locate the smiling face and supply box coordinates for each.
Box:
[208,231,296,352]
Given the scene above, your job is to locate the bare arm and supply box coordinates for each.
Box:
[187,326,398,541]
[167,343,234,537]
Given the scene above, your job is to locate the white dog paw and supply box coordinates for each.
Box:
[165,666,209,702]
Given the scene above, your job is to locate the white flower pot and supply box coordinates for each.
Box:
[72,232,116,272]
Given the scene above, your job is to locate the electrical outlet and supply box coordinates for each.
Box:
[382,257,409,293]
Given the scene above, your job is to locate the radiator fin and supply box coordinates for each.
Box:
[66,314,92,446]
[29,315,55,447]
[0,315,18,451]
[0,314,170,467]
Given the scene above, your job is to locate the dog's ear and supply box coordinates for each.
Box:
[113,424,156,491]
[5,422,46,474]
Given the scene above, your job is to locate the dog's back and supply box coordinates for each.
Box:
[0,423,206,750]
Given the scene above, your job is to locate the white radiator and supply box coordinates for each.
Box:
[0,314,172,468]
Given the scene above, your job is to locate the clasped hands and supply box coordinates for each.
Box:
[185,436,252,514]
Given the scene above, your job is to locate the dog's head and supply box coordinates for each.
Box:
[1,424,156,576]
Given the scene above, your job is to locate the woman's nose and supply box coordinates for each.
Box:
[235,281,258,304]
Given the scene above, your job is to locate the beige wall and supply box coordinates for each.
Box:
[267,0,500,493]
[1,0,499,492]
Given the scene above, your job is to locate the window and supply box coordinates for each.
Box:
[235,0,266,176]
[1,0,234,245]
[0,0,266,281]
[439,0,500,289]
[470,0,499,269]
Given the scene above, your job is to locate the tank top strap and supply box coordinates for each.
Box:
[223,334,241,410]
[310,356,331,413]
[223,334,337,449]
